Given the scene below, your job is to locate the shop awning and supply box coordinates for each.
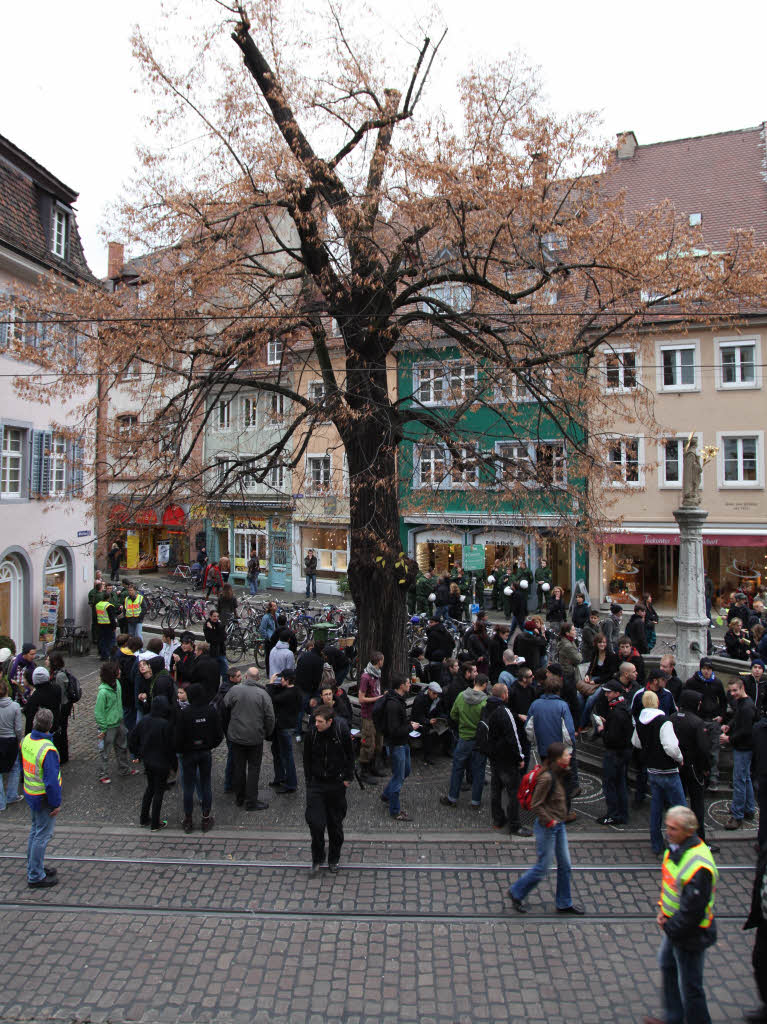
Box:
[135,509,158,526]
[108,503,130,524]
[599,530,767,547]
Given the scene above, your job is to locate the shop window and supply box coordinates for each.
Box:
[608,437,643,487]
[716,337,760,390]
[718,433,762,488]
[301,526,348,577]
[234,529,267,573]
[1,427,24,498]
[603,349,638,392]
[306,455,331,493]
[659,343,698,392]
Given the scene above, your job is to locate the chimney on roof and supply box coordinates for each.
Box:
[107,241,124,279]
[531,151,548,190]
[616,131,638,160]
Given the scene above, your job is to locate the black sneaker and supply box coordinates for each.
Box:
[507,892,526,913]
[43,867,58,878]
[151,820,168,832]
[557,904,585,915]
[510,825,533,837]
[328,862,340,874]
[28,875,58,889]
[439,796,457,808]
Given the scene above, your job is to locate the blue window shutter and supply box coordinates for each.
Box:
[30,430,43,495]
[71,437,84,496]
[40,430,52,496]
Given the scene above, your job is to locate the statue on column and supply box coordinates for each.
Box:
[681,434,703,508]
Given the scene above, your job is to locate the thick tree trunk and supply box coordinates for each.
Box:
[343,417,409,687]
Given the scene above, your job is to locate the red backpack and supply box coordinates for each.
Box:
[517,765,544,811]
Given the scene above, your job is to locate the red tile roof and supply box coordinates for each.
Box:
[604,123,767,250]
[0,134,94,282]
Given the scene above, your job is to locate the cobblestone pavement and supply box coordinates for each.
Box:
[0,826,757,1024]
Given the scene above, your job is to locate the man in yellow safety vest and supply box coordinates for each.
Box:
[22,707,62,889]
[95,592,118,662]
[121,584,145,642]
[644,805,718,1024]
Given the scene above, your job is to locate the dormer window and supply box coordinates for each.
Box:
[52,208,69,259]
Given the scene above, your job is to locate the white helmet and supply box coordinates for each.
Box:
[428,592,436,602]
[542,582,551,592]
[486,574,496,584]
[519,579,529,589]
[503,586,513,596]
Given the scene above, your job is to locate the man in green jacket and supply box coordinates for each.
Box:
[414,570,434,614]
[94,662,136,784]
[440,674,489,809]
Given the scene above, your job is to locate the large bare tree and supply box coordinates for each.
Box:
[23,0,767,677]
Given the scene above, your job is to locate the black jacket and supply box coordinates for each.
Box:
[546,597,566,623]
[670,709,710,776]
[191,656,221,703]
[586,650,619,686]
[174,649,197,684]
[724,629,751,661]
[487,633,508,682]
[513,629,547,670]
[465,630,489,664]
[754,719,767,779]
[425,623,453,662]
[268,683,304,731]
[295,647,325,696]
[203,619,227,658]
[601,697,633,751]
[382,690,410,745]
[174,685,224,754]
[487,697,524,766]
[744,845,767,932]
[23,682,62,735]
[443,676,467,715]
[302,716,354,783]
[625,615,648,654]
[129,696,175,774]
[728,695,756,751]
[571,602,590,629]
[434,580,451,606]
[116,649,138,712]
[686,672,727,721]
[662,835,717,951]
[411,690,445,730]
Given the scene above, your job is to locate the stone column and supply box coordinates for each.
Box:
[673,505,709,681]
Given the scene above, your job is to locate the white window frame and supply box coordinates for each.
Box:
[606,435,644,488]
[602,348,640,393]
[216,399,231,430]
[267,339,283,365]
[716,431,763,489]
[306,454,331,494]
[270,392,285,418]
[52,208,68,259]
[657,432,703,490]
[1,427,24,499]
[421,281,472,312]
[268,464,285,489]
[241,396,258,429]
[308,380,328,402]
[215,456,233,489]
[450,444,480,489]
[715,335,762,390]
[414,361,477,407]
[414,443,450,490]
[49,435,67,497]
[494,439,567,489]
[656,340,700,393]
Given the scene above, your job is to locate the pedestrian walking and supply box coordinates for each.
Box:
[175,683,224,832]
[224,666,275,811]
[21,707,61,888]
[303,704,354,874]
[94,662,137,784]
[507,742,583,914]
[643,806,717,1024]
[381,673,419,821]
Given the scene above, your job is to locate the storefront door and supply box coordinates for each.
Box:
[270,530,288,589]
[234,529,267,576]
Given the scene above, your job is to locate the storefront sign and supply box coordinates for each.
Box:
[600,531,767,548]
[234,517,266,529]
[189,505,208,520]
[157,543,170,567]
[39,587,59,645]
[135,509,158,526]
[415,528,464,545]
[462,544,486,571]
[162,505,186,527]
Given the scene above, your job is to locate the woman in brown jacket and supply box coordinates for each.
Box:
[508,742,584,914]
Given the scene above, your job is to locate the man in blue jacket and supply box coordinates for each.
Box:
[22,707,62,888]
[525,674,577,822]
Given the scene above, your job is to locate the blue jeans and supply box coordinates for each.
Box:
[602,748,630,822]
[216,655,229,681]
[0,753,21,810]
[435,604,449,621]
[581,689,601,728]
[296,694,311,738]
[447,738,487,805]
[27,802,57,882]
[649,772,686,853]
[731,748,755,820]
[510,820,573,909]
[126,621,143,641]
[305,573,317,598]
[275,728,297,790]
[383,744,411,816]
[180,751,211,816]
[659,934,712,1024]
[248,577,259,595]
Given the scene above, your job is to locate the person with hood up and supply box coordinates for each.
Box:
[625,604,648,654]
[175,683,224,832]
[440,673,489,809]
[22,667,61,737]
[129,696,175,831]
[94,662,137,784]
[601,603,624,654]
[269,629,296,678]
[190,641,221,703]
[632,690,685,856]
[513,617,547,672]
[136,656,177,720]
[685,657,727,792]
